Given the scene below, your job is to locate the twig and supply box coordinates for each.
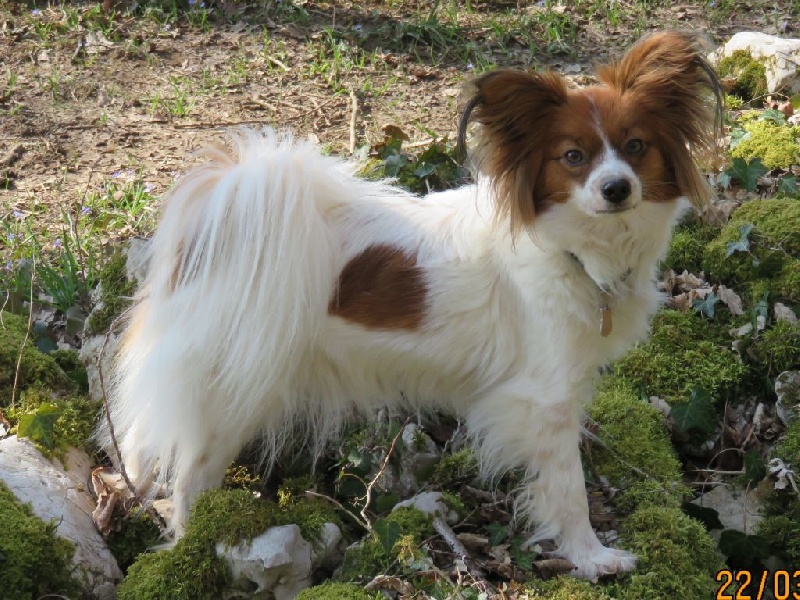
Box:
[348,89,358,154]
[11,257,35,409]
[304,490,370,530]
[360,417,411,530]
[433,515,495,594]
[265,55,289,71]
[97,306,138,498]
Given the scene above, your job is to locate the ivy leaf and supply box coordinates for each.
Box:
[413,163,437,178]
[718,530,770,563]
[486,521,509,546]
[726,223,754,257]
[777,176,797,196]
[693,292,719,318]
[670,388,716,435]
[728,128,750,151]
[383,152,408,177]
[743,450,767,485]
[758,108,787,125]
[724,157,768,192]
[374,518,402,554]
[17,403,61,450]
[683,503,724,531]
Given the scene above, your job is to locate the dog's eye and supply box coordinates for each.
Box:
[564,149,584,165]
[623,139,645,155]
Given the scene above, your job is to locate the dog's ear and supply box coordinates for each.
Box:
[458,69,568,237]
[597,32,724,211]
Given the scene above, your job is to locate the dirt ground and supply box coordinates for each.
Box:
[0,0,797,247]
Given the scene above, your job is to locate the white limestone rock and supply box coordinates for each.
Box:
[0,436,122,594]
[712,32,800,94]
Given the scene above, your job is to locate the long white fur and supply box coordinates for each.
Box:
[101,127,684,581]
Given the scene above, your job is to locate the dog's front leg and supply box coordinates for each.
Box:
[466,378,635,581]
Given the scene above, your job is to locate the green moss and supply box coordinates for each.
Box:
[50,349,89,393]
[717,50,768,101]
[296,582,381,600]
[704,198,800,302]
[588,379,687,509]
[85,251,137,335]
[430,447,479,485]
[776,416,800,467]
[0,311,71,397]
[0,480,79,599]
[730,120,800,170]
[603,506,723,600]
[724,94,744,110]
[6,388,100,458]
[119,489,341,599]
[662,220,718,274]
[526,576,615,599]
[748,320,800,376]
[756,515,800,563]
[106,507,162,571]
[335,507,435,583]
[614,310,746,403]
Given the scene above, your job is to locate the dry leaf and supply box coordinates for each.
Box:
[717,285,744,315]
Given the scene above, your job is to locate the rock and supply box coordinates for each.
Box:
[79,331,121,402]
[219,522,343,600]
[712,32,800,94]
[775,371,800,425]
[0,436,122,595]
[378,423,440,497]
[125,238,151,284]
[393,491,459,524]
[691,484,764,535]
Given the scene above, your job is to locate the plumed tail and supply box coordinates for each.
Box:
[96,128,345,528]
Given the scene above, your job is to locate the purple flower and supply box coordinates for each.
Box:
[81,206,91,215]
[54,238,62,248]
[12,210,23,219]
[8,233,16,241]
[5,261,12,272]
[466,62,474,70]
[144,183,155,193]
[354,24,363,33]
[31,8,41,15]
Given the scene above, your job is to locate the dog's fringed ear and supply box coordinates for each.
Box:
[458,70,568,238]
[597,32,724,212]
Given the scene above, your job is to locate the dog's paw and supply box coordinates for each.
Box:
[563,545,636,582]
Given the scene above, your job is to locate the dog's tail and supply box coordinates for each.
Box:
[99,129,345,526]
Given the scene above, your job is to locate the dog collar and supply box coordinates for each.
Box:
[567,252,632,338]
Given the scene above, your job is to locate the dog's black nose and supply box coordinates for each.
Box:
[601,178,631,204]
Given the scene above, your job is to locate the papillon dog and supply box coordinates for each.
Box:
[100,31,722,580]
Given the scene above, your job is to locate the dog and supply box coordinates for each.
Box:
[100,31,722,581]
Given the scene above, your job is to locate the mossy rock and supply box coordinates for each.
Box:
[85,251,137,335]
[5,388,100,458]
[526,576,615,599]
[717,50,768,101]
[757,515,800,563]
[747,320,800,377]
[334,507,434,583]
[0,311,71,398]
[296,582,381,600]
[662,219,718,275]
[0,480,80,599]
[730,120,800,170]
[119,488,341,599]
[429,447,479,485]
[588,378,687,509]
[704,198,800,303]
[603,506,724,600]
[614,309,746,403]
[776,413,800,467]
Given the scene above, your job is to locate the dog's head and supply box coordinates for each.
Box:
[458,31,723,237]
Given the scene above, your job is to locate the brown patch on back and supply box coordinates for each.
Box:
[329,244,427,330]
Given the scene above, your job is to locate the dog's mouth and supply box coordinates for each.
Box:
[596,206,633,215]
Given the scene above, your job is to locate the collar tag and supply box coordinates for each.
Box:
[599,290,613,337]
